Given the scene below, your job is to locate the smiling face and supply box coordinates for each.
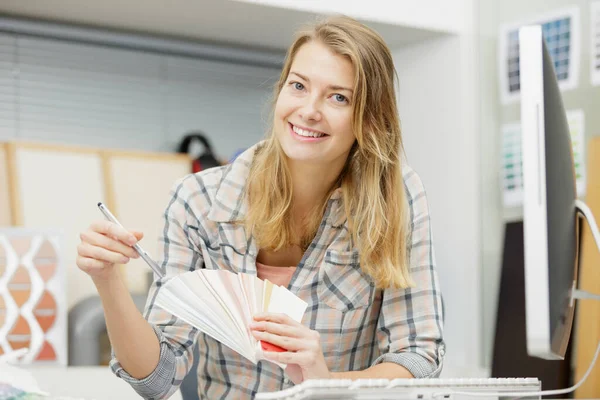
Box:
[274,41,356,168]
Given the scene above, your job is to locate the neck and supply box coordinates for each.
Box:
[287,158,345,221]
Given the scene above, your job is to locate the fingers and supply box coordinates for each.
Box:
[90,220,138,245]
[252,313,302,328]
[77,221,143,277]
[76,255,110,274]
[249,314,330,379]
[262,349,315,366]
[251,330,304,352]
[80,230,139,260]
[77,242,131,265]
[132,231,144,241]
[249,320,303,339]
[249,315,321,353]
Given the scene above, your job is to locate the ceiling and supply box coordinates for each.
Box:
[0,0,446,52]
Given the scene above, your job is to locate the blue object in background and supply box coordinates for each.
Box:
[229,149,247,164]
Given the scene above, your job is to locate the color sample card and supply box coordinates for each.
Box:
[0,383,43,400]
[501,109,586,208]
[501,123,523,207]
[568,109,586,195]
[499,7,581,104]
[591,1,600,85]
[0,230,66,365]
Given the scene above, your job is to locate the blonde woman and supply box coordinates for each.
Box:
[76,15,445,399]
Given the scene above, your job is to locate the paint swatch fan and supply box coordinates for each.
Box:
[155,269,308,367]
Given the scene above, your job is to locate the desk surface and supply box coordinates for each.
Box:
[24,366,182,400]
[20,365,561,400]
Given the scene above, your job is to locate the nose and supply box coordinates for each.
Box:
[298,95,322,122]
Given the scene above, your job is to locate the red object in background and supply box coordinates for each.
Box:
[192,159,202,173]
[261,341,286,352]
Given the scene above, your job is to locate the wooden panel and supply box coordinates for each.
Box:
[105,151,191,293]
[574,136,600,397]
[9,142,106,310]
[0,143,12,226]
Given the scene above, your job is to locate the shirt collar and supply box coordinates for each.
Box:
[206,143,258,223]
[327,188,347,228]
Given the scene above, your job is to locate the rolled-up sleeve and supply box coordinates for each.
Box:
[371,169,445,378]
[109,175,205,399]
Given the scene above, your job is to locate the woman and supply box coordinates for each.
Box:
[76,15,445,399]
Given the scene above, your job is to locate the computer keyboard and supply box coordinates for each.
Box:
[256,377,542,399]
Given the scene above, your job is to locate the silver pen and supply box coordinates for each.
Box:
[97,202,164,278]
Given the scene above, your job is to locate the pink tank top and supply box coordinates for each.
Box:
[256,262,297,287]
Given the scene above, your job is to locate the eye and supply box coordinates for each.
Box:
[332,94,348,104]
[291,81,305,91]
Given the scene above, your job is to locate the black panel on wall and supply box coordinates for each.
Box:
[491,221,572,397]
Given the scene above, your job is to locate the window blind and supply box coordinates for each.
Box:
[0,24,281,157]
[17,36,165,149]
[0,34,16,138]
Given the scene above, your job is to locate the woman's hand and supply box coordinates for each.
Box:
[76,220,142,281]
[249,312,331,384]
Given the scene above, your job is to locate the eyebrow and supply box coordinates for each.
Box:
[290,71,354,94]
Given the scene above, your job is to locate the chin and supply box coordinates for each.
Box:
[280,146,322,162]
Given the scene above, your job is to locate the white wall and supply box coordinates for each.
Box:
[478,0,503,370]
[235,0,471,34]
[394,25,481,371]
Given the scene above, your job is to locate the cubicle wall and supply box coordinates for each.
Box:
[574,136,600,397]
[3,141,191,310]
[104,151,191,293]
[8,143,105,310]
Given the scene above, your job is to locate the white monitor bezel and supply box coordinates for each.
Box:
[519,25,556,359]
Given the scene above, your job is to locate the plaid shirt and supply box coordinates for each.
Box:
[110,143,445,399]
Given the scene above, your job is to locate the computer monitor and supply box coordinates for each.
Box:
[519,25,579,360]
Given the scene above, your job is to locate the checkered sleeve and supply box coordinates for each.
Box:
[110,175,205,399]
[372,169,445,378]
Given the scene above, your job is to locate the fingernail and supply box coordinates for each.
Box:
[128,236,137,245]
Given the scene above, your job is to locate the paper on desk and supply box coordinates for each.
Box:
[0,348,49,396]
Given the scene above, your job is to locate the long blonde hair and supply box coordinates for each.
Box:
[245,15,412,289]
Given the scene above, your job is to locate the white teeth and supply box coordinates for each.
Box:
[292,125,325,138]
